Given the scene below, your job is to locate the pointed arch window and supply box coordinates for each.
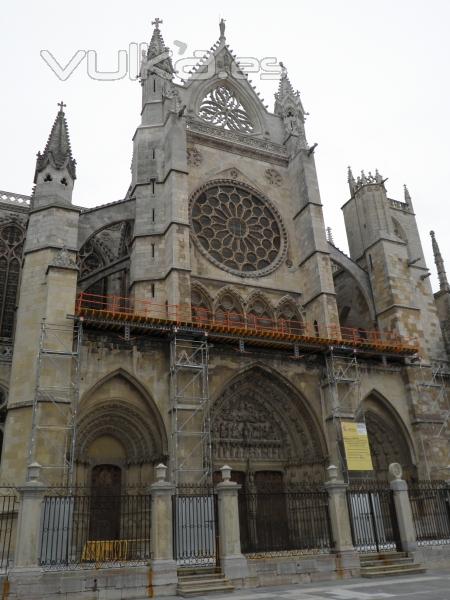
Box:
[0,219,25,339]
[191,287,212,324]
[247,297,274,330]
[277,301,304,335]
[198,85,254,133]
[215,292,244,326]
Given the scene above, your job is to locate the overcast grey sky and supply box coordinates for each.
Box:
[1,0,449,290]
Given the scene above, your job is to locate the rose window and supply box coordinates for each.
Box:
[190,181,287,277]
[198,86,254,133]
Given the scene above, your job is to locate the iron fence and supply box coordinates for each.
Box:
[0,490,18,571]
[347,482,400,553]
[238,486,332,555]
[173,485,219,567]
[409,481,450,546]
[40,490,152,569]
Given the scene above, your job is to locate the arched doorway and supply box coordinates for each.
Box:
[212,367,326,487]
[75,371,168,487]
[363,394,416,481]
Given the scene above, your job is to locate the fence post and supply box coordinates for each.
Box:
[389,463,417,552]
[14,463,46,568]
[216,465,248,581]
[150,464,177,594]
[324,465,354,552]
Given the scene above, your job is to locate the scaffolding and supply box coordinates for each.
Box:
[415,362,450,478]
[322,349,363,482]
[28,319,82,486]
[169,332,211,487]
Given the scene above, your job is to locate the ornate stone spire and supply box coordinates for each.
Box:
[274,63,307,148]
[34,102,76,183]
[404,184,411,205]
[274,63,303,113]
[430,230,450,292]
[146,18,174,75]
[348,166,356,195]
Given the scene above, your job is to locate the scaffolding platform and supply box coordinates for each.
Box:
[75,292,418,358]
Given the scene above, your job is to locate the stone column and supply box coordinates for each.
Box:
[14,463,46,568]
[324,465,354,552]
[150,464,177,594]
[389,463,417,552]
[216,465,248,581]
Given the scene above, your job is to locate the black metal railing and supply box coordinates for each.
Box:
[238,486,332,555]
[0,490,18,571]
[347,481,400,553]
[40,491,151,569]
[409,481,450,546]
[173,485,219,567]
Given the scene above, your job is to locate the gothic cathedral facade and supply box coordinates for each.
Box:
[0,19,449,493]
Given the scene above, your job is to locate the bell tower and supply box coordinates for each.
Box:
[1,103,80,484]
[342,170,446,361]
[129,19,191,308]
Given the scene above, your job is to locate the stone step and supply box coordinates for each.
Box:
[177,569,234,597]
[179,573,228,582]
[361,565,426,578]
[361,562,419,573]
[360,557,414,568]
[360,551,409,562]
[178,567,222,575]
[177,582,235,597]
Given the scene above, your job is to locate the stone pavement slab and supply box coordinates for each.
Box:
[165,570,450,600]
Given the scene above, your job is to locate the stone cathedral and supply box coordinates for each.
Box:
[0,18,449,497]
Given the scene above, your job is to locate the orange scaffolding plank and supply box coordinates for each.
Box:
[75,292,418,356]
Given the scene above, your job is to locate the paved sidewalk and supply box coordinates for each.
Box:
[167,571,450,599]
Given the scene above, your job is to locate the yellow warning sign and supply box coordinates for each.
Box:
[341,421,373,471]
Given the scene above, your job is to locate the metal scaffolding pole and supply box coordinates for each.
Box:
[169,332,211,487]
[417,363,450,435]
[323,349,363,483]
[28,319,81,486]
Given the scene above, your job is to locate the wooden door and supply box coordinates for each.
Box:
[89,465,122,541]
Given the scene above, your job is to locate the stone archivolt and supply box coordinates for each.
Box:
[212,369,324,467]
[365,409,414,478]
[76,401,166,466]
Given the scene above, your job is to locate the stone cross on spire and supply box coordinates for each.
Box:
[430,231,450,292]
[57,101,66,112]
[146,18,174,76]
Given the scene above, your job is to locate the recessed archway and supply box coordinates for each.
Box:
[75,370,168,487]
[211,365,327,485]
[362,392,417,481]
